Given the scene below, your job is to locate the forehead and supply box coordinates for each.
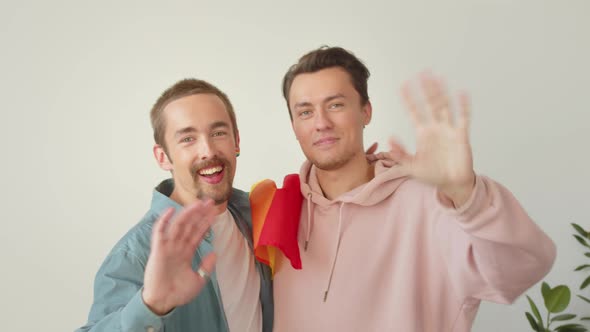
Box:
[163,93,232,132]
[289,67,358,105]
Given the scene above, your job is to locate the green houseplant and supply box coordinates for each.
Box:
[524,223,590,332]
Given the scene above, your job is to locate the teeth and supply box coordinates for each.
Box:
[199,165,223,175]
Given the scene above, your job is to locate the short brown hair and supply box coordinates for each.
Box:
[282,46,371,120]
[150,78,238,153]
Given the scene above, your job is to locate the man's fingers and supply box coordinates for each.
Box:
[196,253,217,281]
[366,154,378,162]
[152,207,175,243]
[179,199,216,248]
[388,137,408,156]
[420,72,440,119]
[456,91,471,133]
[187,210,215,252]
[168,199,213,242]
[167,202,201,242]
[420,73,452,125]
[388,137,414,166]
[365,142,379,162]
[365,142,378,155]
[387,150,411,166]
[401,83,423,127]
[365,137,413,165]
[433,78,453,125]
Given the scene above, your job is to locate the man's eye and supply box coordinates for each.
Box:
[181,137,195,143]
[212,131,227,137]
[329,103,343,109]
[299,110,312,118]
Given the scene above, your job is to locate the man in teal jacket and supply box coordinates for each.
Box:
[76,79,273,332]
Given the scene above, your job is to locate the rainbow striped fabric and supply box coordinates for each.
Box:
[249,174,303,276]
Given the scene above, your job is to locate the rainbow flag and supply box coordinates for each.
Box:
[250,174,303,276]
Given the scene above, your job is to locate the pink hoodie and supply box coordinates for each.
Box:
[272,160,556,332]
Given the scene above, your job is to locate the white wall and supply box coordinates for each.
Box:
[1,1,588,331]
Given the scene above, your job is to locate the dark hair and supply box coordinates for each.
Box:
[282,46,370,120]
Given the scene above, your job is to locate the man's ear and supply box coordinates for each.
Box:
[153,144,173,171]
[362,101,373,126]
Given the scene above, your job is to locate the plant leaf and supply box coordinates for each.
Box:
[585,252,590,259]
[555,323,587,332]
[545,285,571,313]
[551,314,576,322]
[580,316,590,321]
[575,264,590,271]
[525,312,540,331]
[542,282,551,299]
[527,296,544,327]
[578,295,590,304]
[580,275,590,290]
[574,235,590,248]
[572,223,589,238]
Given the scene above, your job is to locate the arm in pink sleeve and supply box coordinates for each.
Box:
[434,175,556,304]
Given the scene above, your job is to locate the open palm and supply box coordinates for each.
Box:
[142,200,217,315]
[388,73,475,205]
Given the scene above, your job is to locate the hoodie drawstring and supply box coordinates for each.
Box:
[305,192,312,251]
[304,192,345,302]
[324,202,345,302]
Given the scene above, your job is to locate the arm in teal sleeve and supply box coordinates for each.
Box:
[75,250,174,332]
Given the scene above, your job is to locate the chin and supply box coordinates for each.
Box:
[311,159,346,171]
[197,185,232,204]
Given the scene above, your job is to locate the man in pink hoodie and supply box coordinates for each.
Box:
[271,46,557,331]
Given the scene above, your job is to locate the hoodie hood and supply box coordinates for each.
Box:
[299,159,410,207]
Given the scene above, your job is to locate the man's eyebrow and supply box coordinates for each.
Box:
[174,126,197,138]
[293,101,313,109]
[210,121,230,130]
[323,93,346,104]
[293,94,346,109]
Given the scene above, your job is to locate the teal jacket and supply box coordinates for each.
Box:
[76,179,274,332]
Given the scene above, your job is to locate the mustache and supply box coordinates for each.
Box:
[190,157,229,180]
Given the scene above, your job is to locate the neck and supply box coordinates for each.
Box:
[315,152,374,200]
[170,189,229,216]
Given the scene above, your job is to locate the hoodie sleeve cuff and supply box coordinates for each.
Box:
[435,175,490,226]
[121,289,176,332]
